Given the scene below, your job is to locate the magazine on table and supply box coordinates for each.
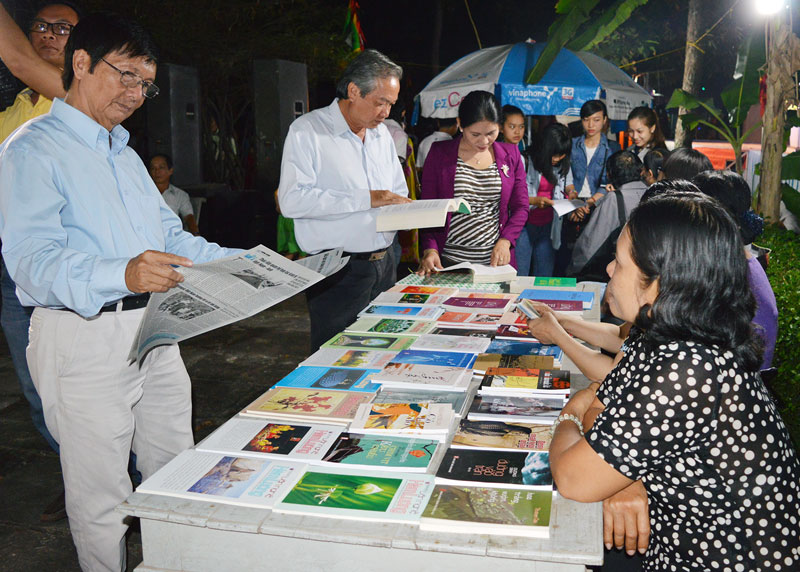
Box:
[129,246,341,362]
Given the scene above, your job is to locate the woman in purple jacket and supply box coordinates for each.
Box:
[417,91,529,275]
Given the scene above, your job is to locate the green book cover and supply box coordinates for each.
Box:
[321,433,438,470]
[533,277,577,287]
[422,485,552,530]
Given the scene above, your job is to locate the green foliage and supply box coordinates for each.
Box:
[759,226,800,447]
[781,184,800,221]
[566,0,650,52]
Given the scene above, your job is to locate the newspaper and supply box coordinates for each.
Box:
[129,246,347,362]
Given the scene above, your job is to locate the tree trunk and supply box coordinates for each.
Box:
[674,0,702,148]
[759,11,794,225]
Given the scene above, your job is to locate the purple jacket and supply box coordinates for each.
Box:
[419,137,529,266]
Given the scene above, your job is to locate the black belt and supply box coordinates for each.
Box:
[98,293,151,313]
[344,248,388,262]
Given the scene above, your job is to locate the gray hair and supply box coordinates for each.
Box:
[335,49,402,100]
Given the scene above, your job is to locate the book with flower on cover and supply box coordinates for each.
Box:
[477,368,571,397]
[472,353,555,376]
[274,466,436,523]
[375,198,471,232]
[349,402,454,438]
[195,417,343,461]
[300,347,398,370]
[321,332,416,352]
[345,317,437,336]
[241,387,373,425]
[451,419,552,452]
[272,366,381,393]
[136,450,307,509]
[435,447,552,489]
[420,484,552,538]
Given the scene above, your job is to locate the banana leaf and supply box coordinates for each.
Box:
[567,0,650,51]
[720,32,765,130]
[781,183,800,221]
[781,150,800,181]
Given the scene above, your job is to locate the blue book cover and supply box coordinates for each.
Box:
[518,289,594,309]
[389,349,477,369]
[273,366,381,393]
[360,304,442,318]
[486,339,564,361]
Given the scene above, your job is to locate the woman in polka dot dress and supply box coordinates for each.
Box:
[546,193,800,571]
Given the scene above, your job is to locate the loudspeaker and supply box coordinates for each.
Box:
[253,59,308,192]
[145,63,201,186]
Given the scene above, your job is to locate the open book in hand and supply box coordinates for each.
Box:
[434,261,517,283]
[375,198,471,232]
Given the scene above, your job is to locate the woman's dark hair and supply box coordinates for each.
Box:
[628,106,666,149]
[501,104,524,123]
[63,12,159,91]
[626,193,763,371]
[532,123,572,185]
[458,90,501,128]
[692,170,764,244]
[661,148,713,181]
[642,148,670,180]
[640,179,699,203]
[580,99,608,119]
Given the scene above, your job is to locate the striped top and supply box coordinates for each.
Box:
[442,158,501,264]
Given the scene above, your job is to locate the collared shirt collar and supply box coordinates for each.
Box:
[50,98,130,154]
[327,98,384,142]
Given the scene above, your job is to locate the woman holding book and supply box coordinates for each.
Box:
[416,91,528,275]
[545,193,800,570]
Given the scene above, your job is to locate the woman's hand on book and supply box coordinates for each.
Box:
[490,239,511,266]
[416,249,442,276]
[526,311,565,345]
[602,480,650,556]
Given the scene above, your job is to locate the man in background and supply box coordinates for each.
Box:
[149,153,200,234]
[416,117,457,171]
[277,49,410,351]
[0,0,81,523]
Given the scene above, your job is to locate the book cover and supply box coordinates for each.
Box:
[436,262,517,283]
[436,448,552,488]
[359,304,444,319]
[478,368,571,395]
[468,395,566,423]
[275,467,436,522]
[421,485,552,538]
[273,366,381,393]
[410,334,491,355]
[485,339,564,362]
[376,387,471,418]
[532,299,585,312]
[395,271,505,292]
[390,349,477,369]
[519,288,594,309]
[443,296,512,311]
[473,354,556,374]
[350,403,453,434]
[427,326,495,338]
[242,387,373,423]
[195,417,343,461]
[386,285,459,297]
[300,348,398,370]
[371,362,472,391]
[494,324,539,342]
[137,450,306,509]
[322,332,416,351]
[345,317,436,336]
[372,291,451,306]
[451,419,552,451]
[437,311,504,329]
[321,433,439,471]
[533,277,577,287]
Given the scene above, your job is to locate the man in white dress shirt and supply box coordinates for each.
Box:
[277,49,411,351]
[149,153,200,234]
[416,117,458,170]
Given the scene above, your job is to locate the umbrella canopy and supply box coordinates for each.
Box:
[414,42,651,123]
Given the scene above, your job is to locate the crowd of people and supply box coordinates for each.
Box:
[0,4,797,571]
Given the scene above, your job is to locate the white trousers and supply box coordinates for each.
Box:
[27,307,193,572]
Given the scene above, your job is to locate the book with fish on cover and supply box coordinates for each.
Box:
[241,387,373,425]
[274,466,436,522]
[136,450,307,509]
[196,417,343,461]
[272,366,380,393]
[451,419,552,452]
[420,484,552,538]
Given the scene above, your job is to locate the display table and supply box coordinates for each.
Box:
[120,282,607,572]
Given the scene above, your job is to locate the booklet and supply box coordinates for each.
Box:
[410,333,492,355]
[472,353,555,376]
[518,288,595,310]
[349,403,454,438]
[372,291,451,306]
[241,387,373,425]
[358,304,444,320]
[477,368,571,397]
[272,366,381,393]
[468,395,566,424]
[435,448,552,489]
[321,433,441,472]
[345,317,437,336]
[321,332,416,352]
[451,419,552,452]
[375,198,471,232]
[300,348,399,370]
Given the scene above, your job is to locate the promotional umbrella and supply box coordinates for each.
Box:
[414,42,651,123]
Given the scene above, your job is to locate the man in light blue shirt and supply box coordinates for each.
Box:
[278,49,410,351]
[0,14,240,571]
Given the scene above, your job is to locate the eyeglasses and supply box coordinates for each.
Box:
[30,20,74,36]
[101,59,160,99]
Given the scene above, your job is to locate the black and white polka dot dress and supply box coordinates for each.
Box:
[588,334,800,571]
